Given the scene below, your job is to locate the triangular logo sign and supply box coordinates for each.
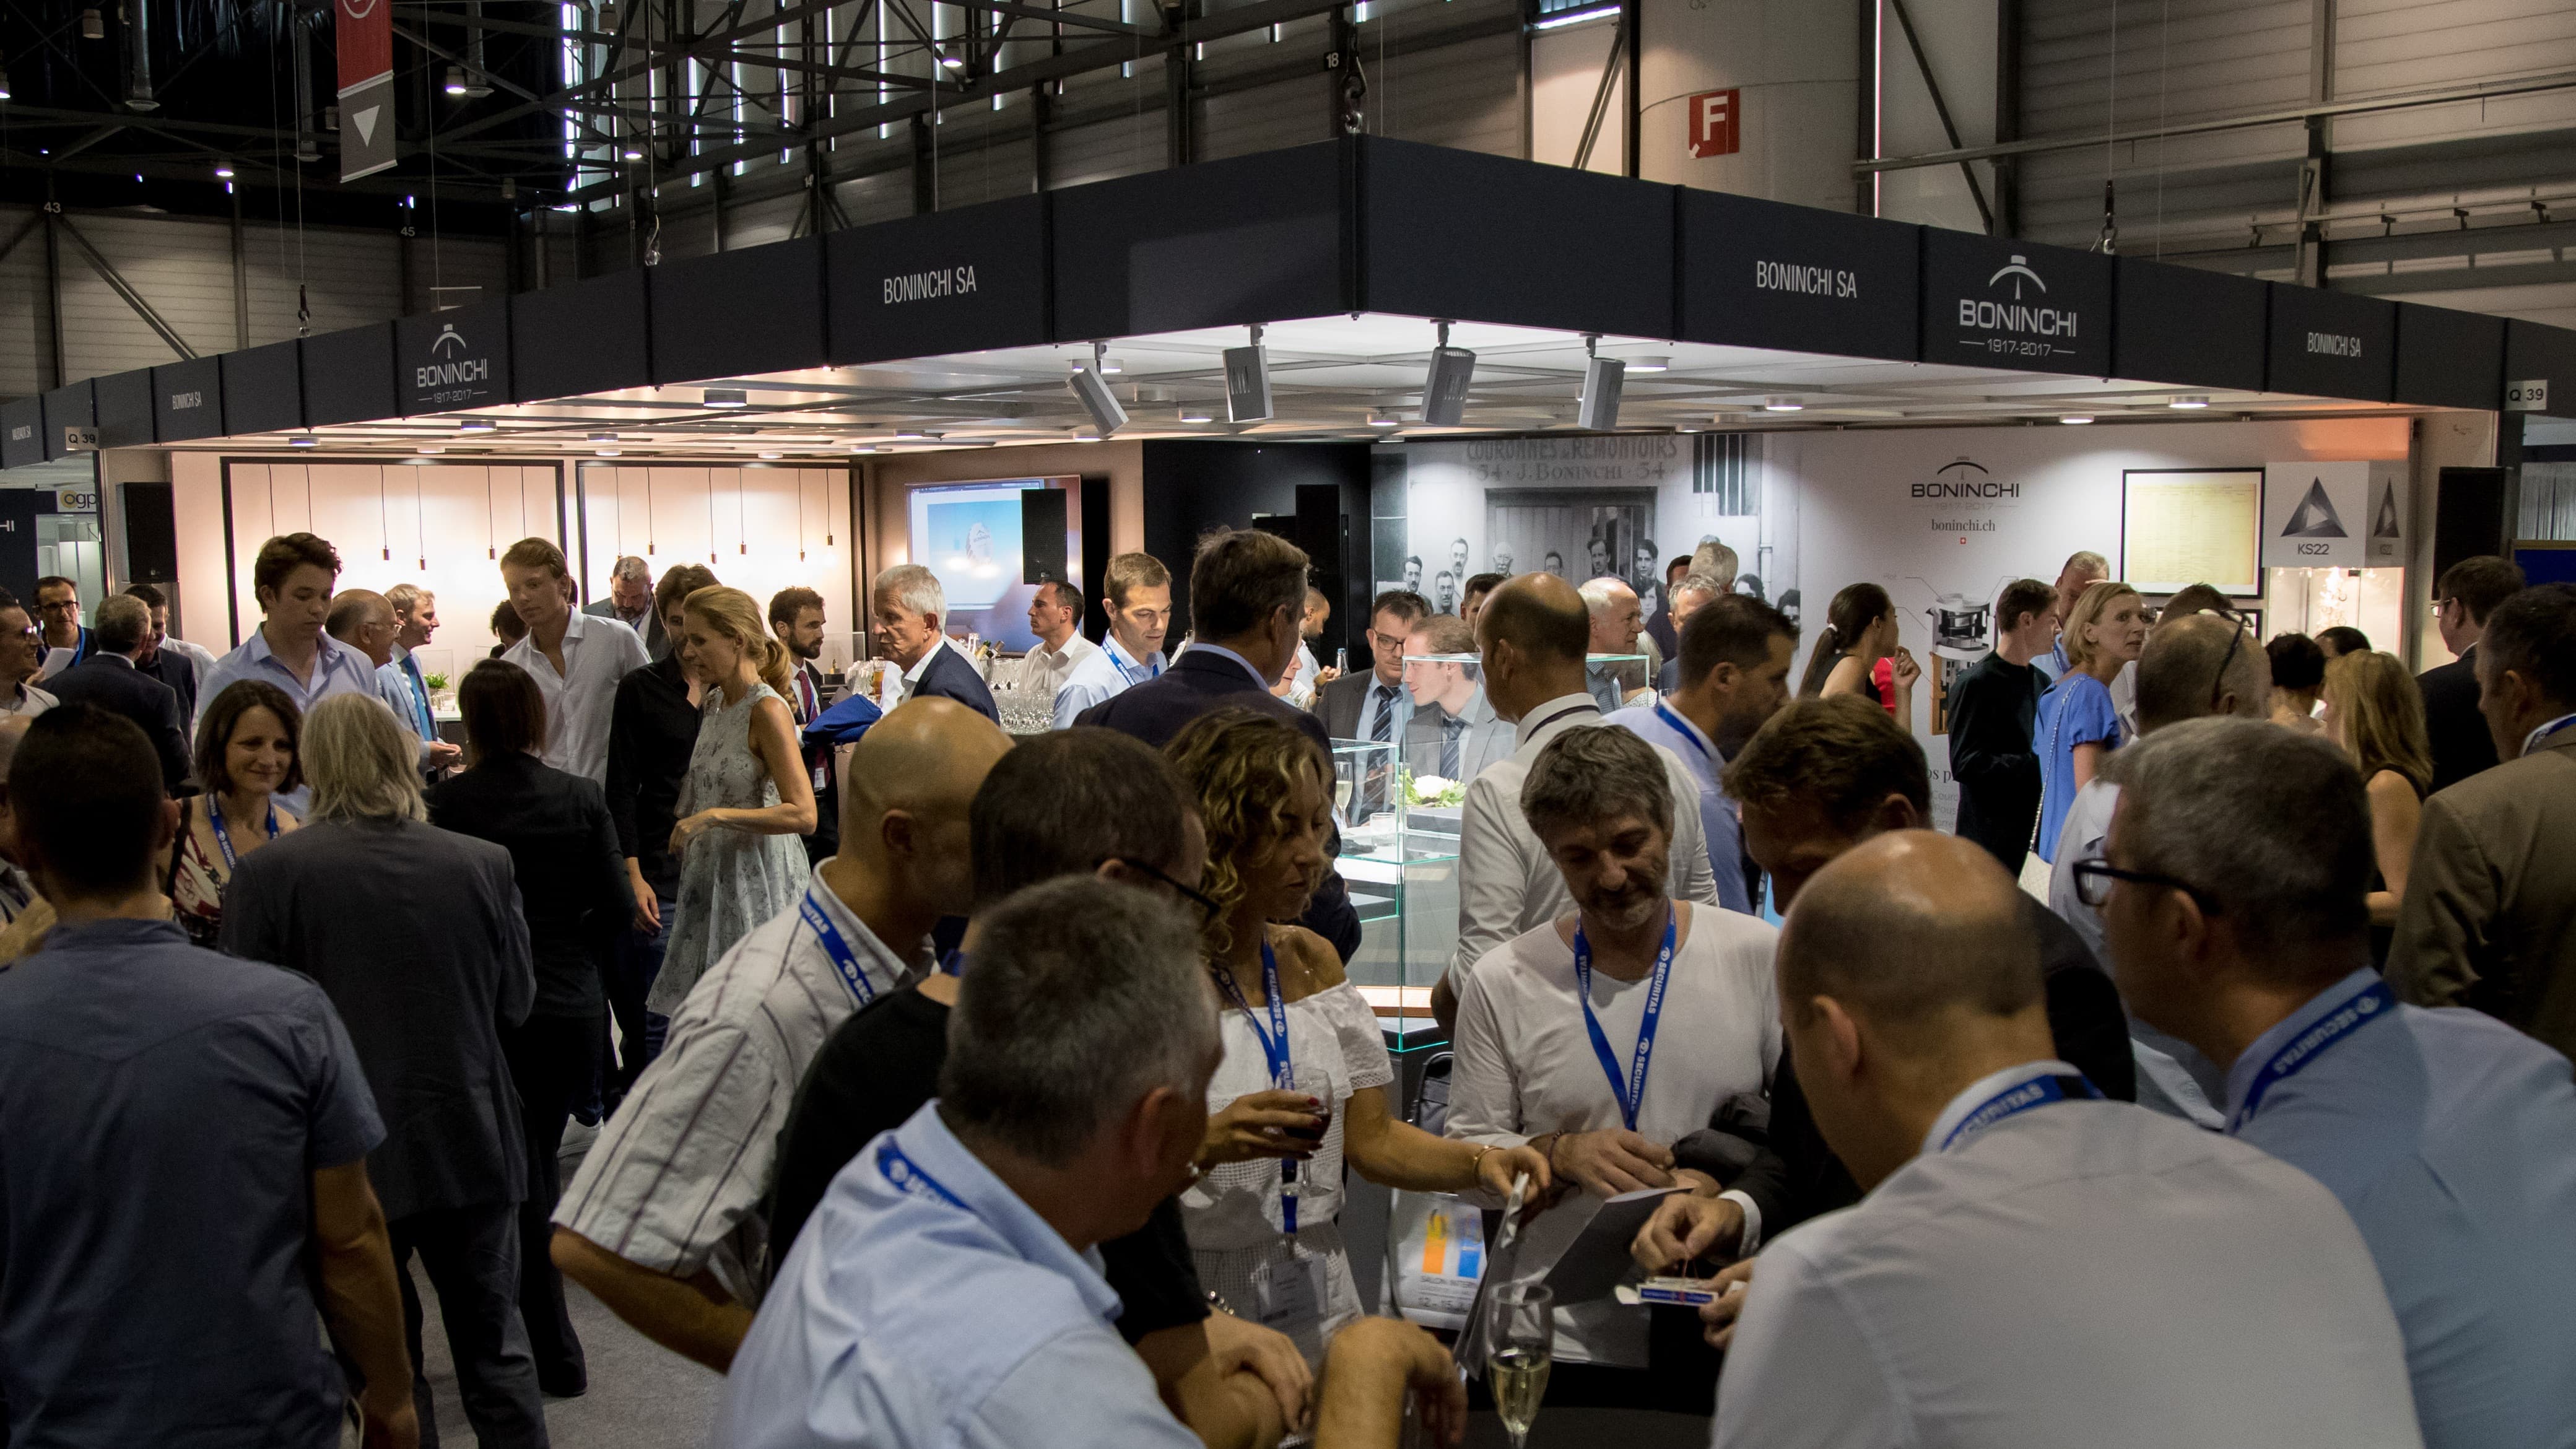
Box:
[2372,481,2403,539]
[353,106,381,144]
[2284,478,2348,538]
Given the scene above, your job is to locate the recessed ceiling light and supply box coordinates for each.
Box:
[588,432,617,442]
[1178,406,1214,424]
[595,448,622,457]
[703,388,747,408]
[287,434,318,448]
[1366,412,1401,428]
[2169,396,2210,410]
[2060,414,2095,425]
[456,417,497,433]
[443,65,469,95]
[757,451,782,459]
[1096,356,1125,376]
[853,444,882,453]
[1762,396,1804,412]
[621,147,643,161]
[935,48,964,69]
[416,445,444,454]
[212,160,236,179]
[1629,355,1670,373]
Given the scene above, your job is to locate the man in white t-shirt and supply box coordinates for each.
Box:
[1446,723,1778,1395]
[1014,578,1099,697]
[1707,831,2421,1449]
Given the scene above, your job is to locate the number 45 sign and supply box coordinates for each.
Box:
[1686,89,1741,159]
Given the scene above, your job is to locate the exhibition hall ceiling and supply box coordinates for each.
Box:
[160,313,2421,463]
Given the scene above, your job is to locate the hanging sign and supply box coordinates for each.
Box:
[2262,461,2407,569]
[337,0,397,181]
[1686,89,1741,159]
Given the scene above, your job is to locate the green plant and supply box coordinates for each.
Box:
[424,673,450,692]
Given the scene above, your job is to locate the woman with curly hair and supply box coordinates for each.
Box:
[1167,707,1549,1364]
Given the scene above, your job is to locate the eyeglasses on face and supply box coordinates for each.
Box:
[1110,855,1221,926]
[2070,856,2224,914]
[2201,606,2250,710]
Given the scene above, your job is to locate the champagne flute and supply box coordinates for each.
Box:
[1486,1282,1553,1449]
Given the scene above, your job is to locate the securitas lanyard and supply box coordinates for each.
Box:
[1571,908,1677,1134]
[800,887,879,1008]
[1209,942,1305,1233]
[1653,702,1712,767]
[1939,1071,2101,1152]
[207,796,278,872]
[876,1137,968,1209]
[2525,712,2576,756]
[2228,978,2394,1133]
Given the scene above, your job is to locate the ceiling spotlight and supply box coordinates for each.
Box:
[1096,355,1125,375]
[703,387,747,408]
[2060,414,2095,425]
[595,448,622,457]
[935,48,964,69]
[1762,396,1804,412]
[1178,406,1214,424]
[853,444,882,453]
[1577,336,1625,430]
[0,61,11,102]
[2169,396,2210,410]
[212,160,235,178]
[1422,321,1476,427]
[80,8,105,40]
[757,451,782,459]
[1627,355,1670,373]
[288,434,318,448]
[1366,412,1401,429]
[417,445,445,455]
[443,65,469,95]
[621,146,643,161]
[457,417,497,433]
[1224,324,1274,423]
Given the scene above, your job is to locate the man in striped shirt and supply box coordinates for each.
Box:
[550,697,1011,1370]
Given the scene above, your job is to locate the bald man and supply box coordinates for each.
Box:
[1708,833,2424,1449]
[1435,575,1719,1030]
[331,588,463,772]
[552,697,1013,1372]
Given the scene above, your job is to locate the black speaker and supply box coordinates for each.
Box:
[122,482,179,583]
[1079,474,1112,642]
[1020,485,1069,585]
[2433,466,2510,584]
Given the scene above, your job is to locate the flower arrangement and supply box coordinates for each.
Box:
[1402,770,1466,809]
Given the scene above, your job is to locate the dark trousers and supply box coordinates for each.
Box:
[388,1203,549,1449]
[601,899,674,1107]
[500,1013,601,1389]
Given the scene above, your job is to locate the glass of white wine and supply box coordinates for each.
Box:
[1486,1282,1553,1449]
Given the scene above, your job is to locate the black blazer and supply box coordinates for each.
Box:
[1946,652,2048,871]
[789,659,842,865]
[583,599,669,661]
[1078,650,1364,960]
[46,653,191,792]
[2420,645,2498,794]
[910,641,998,722]
[605,653,698,899]
[1685,898,2136,1243]
[429,752,631,1019]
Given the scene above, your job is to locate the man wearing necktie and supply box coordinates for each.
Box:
[768,586,842,866]
[384,585,443,741]
[1315,590,1430,821]
[1399,614,1509,785]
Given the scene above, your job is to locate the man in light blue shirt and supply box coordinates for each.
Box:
[1052,552,1172,729]
[1606,594,1796,915]
[200,533,387,812]
[2095,716,2576,1449]
[721,876,1466,1449]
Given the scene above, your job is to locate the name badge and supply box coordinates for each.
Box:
[1252,1254,1328,1337]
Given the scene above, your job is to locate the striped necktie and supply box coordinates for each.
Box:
[1370,684,1396,742]
[1440,715,1462,778]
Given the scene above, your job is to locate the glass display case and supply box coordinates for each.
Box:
[1331,737,1451,1038]
[1586,650,1654,713]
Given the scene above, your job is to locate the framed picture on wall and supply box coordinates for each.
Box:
[2120,468,2264,598]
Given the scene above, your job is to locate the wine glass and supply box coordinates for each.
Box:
[1486,1282,1553,1448]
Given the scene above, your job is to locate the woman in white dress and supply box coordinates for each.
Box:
[646,586,816,1014]
[1167,708,1549,1364]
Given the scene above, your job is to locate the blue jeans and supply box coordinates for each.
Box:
[601,898,674,1107]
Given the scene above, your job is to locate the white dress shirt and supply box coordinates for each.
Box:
[895,634,956,703]
[501,609,650,784]
[723,1102,1201,1449]
[1447,905,1779,1368]
[1713,1061,2425,1449]
[0,681,54,718]
[1282,640,1321,710]
[1051,634,1166,728]
[554,882,923,1303]
[1012,632,1098,697]
[1450,694,1720,984]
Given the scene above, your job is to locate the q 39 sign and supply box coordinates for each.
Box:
[1687,89,1741,160]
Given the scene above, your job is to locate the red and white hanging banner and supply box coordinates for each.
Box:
[337,0,397,180]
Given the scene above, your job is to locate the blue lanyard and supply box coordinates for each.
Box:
[2526,713,2576,755]
[1653,702,1712,765]
[1209,942,1305,1232]
[1939,1071,2100,1152]
[799,887,878,1008]
[404,655,435,736]
[875,1138,968,1209]
[1107,637,1160,685]
[207,796,278,872]
[1570,908,1677,1133]
[2229,978,2394,1133]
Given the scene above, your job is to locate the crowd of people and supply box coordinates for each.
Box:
[1,517,2572,1449]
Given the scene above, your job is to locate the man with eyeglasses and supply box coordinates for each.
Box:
[765,728,1318,1449]
[29,577,91,683]
[2418,555,2526,793]
[1314,590,1430,745]
[552,698,1011,1375]
[0,594,58,720]
[2092,716,2576,1449]
[1052,553,1175,729]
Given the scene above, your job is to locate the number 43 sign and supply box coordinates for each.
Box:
[1686,89,1741,159]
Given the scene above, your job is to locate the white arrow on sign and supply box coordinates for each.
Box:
[353,106,381,144]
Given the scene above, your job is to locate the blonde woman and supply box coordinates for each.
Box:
[646,586,816,1014]
[2032,580,2147,863]
[2323,650,2434,956]
[1168,708,1549,1364]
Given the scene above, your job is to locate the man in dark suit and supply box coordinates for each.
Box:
[1315,588,1430,742]
[1946,578,2058,874]
[768,585,841,864]
[869,564,998,722]
[43,594,190,792]
[583,555,671,661]
[1077,528,1362,960]
[2419,555,2526,793]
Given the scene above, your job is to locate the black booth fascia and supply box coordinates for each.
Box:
[398,297,514,416]
[302,323,399,428]
[2506,320,2576,419]
[41,381,94,462]
[650,235,827,385]
[2396,305,2505,412]
[1677,189,1920,362]
[1053,142,1349,341]
[221,341,307,437]
[2268,286,2396,403]
[95,368,157,450]
[0,399,40,472]
[514,270,653,402]
[1919,229,2113,379]
[2112,258,2267,392]
[153,357,228,443]
[829,193,1051,365]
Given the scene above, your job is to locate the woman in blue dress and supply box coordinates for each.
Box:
[2033,580,2147,864]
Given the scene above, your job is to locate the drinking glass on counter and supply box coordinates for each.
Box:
[1486,1282,1554,1449]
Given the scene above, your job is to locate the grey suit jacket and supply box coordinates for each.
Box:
[2389,728,2576,1061]
[1401,687,1512,782]
[1316,670,1411,742]
[220,816,536,1221]
[584,598,669,661]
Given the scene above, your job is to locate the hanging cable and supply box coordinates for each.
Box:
[487,467,497,559]
[738,469,747,555]
[414,468,427,570]
[378,468,391,560]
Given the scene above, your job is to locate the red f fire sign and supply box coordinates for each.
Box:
[1687,88,1741,159]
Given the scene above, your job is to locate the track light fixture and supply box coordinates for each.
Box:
[1421,321,1474,427]
[2168,396,2210,409]
[443,65,469,95]
[1224,324,1274,423]
[81,9,105,41]
[1762,396,1803,412]
[1576,334,1625,431]
[1068,342,1129,436]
